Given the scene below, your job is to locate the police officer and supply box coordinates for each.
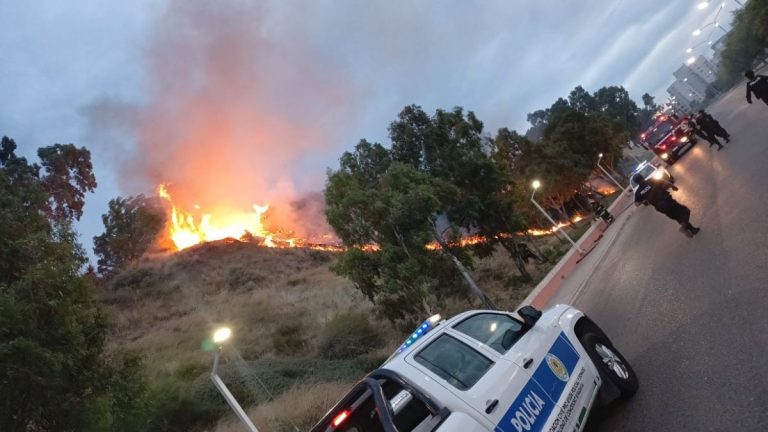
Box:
[675,115,723,151]
[745,69,768,106]
[697,110,730,143]
[633,174,700,237]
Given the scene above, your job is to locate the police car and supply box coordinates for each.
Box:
[311,305,637,432]
[629,161,675,193]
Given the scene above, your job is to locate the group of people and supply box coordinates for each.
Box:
[632,69,768,238]
[678,110,730,151]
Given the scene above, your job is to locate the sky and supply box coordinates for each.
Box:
[0,0,740,261]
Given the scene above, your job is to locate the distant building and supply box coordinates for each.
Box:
[690,55,717,84]
[673,64,710,96]
[667,80,702,113]
[711,33,729,66]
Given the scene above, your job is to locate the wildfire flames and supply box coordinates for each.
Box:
[156,184,585,253]
[157,184,340,252]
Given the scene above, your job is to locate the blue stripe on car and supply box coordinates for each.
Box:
[495,333,580,432]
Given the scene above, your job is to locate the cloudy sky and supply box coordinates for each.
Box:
[0,0,738,259]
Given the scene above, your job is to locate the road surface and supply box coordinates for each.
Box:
[570,83,768,431]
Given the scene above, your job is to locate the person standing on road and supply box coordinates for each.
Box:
[697,110,730,143]
[745,70,768,106]
[633,174,700,238]
[687,115,723,150]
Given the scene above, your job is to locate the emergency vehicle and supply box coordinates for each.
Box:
[629,160,675,193]
[639,114,697,164]
[311,305,637,432]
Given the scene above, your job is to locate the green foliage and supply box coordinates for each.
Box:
[318,312,383,359]
[716,1,768,89]
[0,136,146,431]
[94,194,167,276]
[145,377,225,432]
[37,143,98,222]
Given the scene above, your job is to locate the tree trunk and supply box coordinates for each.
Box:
[431,226,496,310]
[525,230,548,263]
[501,238,532,282]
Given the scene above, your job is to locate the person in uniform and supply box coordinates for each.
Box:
[691,113,723,150]
[633,174,700,237]
[697,110,730,143]
[745,70,768,106]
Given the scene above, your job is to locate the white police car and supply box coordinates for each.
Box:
[630,161,675,193]
[311,305,637,432]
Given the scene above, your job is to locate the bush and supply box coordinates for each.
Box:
[271,322,308,355]
[110,267,158,291]
[318,312,383,359]
[146,377,226,432]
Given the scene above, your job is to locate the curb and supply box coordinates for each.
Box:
[518,188,635,309]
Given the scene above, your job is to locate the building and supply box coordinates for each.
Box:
[711,33,729,66]
[666,81,698,112]
[689,55,718,84]
[673,64,711,96]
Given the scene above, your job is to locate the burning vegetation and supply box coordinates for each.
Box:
[156,184,342,252]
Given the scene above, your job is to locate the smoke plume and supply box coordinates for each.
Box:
[86,0,355,240]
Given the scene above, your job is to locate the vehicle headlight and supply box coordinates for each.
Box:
[652,170,664,180]
[680,136,689,143]
[661,153,669,160]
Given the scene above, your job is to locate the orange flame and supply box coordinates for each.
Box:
[157,184,310,251]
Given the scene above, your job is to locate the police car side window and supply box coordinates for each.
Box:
[414,334,493,391]
[453,313,524,354]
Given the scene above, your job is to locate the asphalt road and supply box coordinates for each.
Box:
[578,83,768,431]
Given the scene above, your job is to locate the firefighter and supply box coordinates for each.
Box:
[745,69,768,106]
[697,110,730,143]
[633,173,700,238]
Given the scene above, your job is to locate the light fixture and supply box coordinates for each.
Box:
[212,327,232,344]
[531,180,541,190]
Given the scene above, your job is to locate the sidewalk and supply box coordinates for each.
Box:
[519,188,637,309]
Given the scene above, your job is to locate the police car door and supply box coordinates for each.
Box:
[404,328,534,432]
[451,312,581,432]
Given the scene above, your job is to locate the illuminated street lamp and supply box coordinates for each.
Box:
[697,1,709,10]
[210,327,259,432]
[530,180,584,254]
[597,153,625,191]
[686,56,697,65]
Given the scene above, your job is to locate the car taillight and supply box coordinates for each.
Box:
[333,410,350,427]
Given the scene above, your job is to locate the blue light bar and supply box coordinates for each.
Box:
[395,315,441,354]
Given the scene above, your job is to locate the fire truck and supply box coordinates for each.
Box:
[639,113,697,165]
[311,305,637,432]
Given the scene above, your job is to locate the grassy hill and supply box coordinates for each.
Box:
[99,233,573,431]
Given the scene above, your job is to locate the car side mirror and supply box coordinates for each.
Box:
[517,305,542,330]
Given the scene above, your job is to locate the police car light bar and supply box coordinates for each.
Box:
[395,314,442,354]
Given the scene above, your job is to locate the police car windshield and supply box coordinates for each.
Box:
[646,121,675,146]
[453,313,524,354]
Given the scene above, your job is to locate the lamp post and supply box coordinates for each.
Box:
[530,180,584,254]
[210,327,259,432]
[597,153,625,191]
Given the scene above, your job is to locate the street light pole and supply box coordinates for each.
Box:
[597,154,625,191]
[530,180,585,254]
[210,328,259,432]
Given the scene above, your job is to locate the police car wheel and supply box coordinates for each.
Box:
[580,333,638,399]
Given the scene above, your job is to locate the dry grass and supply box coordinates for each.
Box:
[100,240,377,377]
[98,231,578,430]
[212,381,354,432]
